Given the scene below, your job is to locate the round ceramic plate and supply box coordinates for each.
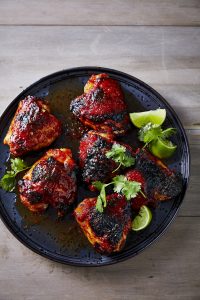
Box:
[0,67,190,266]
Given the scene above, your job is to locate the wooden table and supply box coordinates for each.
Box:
[0,1,200,299]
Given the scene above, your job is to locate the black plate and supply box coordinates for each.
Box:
[0,67,190,266]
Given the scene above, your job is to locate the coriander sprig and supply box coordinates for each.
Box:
[0,158,30,192]
[138,123,176,147]
[105,143,135,173]
[93,175,144,213]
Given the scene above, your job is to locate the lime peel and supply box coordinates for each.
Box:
[129,109,166,128]
[132,205,152,231]
[149,137,177,159]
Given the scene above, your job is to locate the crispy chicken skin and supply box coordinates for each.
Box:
[18,148,77,216]
[126,148,182,203]
[79,130,134,186]
[70,73,130,135]
[4,96,61,156]
[126,169,149,211]
[74,193,131,254]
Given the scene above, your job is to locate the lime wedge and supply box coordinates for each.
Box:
[149,137,177,159]
[132,205,152,231]
[129,109,166,128]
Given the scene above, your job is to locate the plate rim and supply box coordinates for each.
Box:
[0,66,190,267]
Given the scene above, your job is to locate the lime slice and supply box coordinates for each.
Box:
[132,205,152,231]
[129,109,166,128]
[149,137,177,159]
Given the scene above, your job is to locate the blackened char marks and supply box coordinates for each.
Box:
[135,150,182,200]
[90,88,104,102]
[16,100,40,129]
[18,180,43,204]
[89,209,124,245]
[82,136,112,182]
[32,157,62,183]
[83,110,128,123]
[69,95,85,117]
[25,190,43,204]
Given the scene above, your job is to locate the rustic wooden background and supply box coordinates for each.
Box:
[0,1,200,299]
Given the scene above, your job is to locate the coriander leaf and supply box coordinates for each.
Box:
[112,175,141,200]
[100,186,107,208]
[120,155,135,167]
[94,176,145,212]
[106,144,126,162]
[106,143,135,172]
[92,181,104,191]
[106,143,126,156]
[0,173,16,192]
[10,158,29,173]
[6,170,15,176]
[139,123,162,144]
[94,182,113,212]
[0,158,30,192]
[121,181,141,200]
[96,195,104,213]
[113,175,127,193]
[161,128,176,139]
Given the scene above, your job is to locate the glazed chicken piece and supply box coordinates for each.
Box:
[126,169,149,212]
[18,148,77,217]
[70,73,130,135]
[74,193,131,254]
[4,96,61,156]
[79,130,134,187]
[126,148,182,203]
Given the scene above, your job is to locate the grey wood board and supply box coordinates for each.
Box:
[0,26,200,127]
[0,216,199,300]
[0,0,200,26]
[178,133,199,217]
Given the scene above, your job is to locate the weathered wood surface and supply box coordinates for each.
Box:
[179,133,199,217]
[0,0,200,26]
[0,1,200,299]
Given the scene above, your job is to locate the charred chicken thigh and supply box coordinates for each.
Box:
[70,73,130,135]
[126,148,182,203]
[18,148,77,216]
[4,96,61,156]
[79,130,134,187]
[79,130,116,185]
[74,193,131,254]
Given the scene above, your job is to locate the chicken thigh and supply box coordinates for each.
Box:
[70,73,130,135]
[74,193,131,254]
[126,148,182,203]
[18,148,77,216]
[4,96,61,156]
[79,130,134,187]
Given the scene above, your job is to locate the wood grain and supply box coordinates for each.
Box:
[178,130,199,217]
[0,0,200,26]
[0,26,200,127]
[0,216,199,300]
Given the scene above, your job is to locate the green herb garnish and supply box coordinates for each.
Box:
[93,175,143,213]
[113,175,142,200]
[0,158,30,192]
[138,123,176,146]
[106,143,135,172]
[93,181,113,213]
